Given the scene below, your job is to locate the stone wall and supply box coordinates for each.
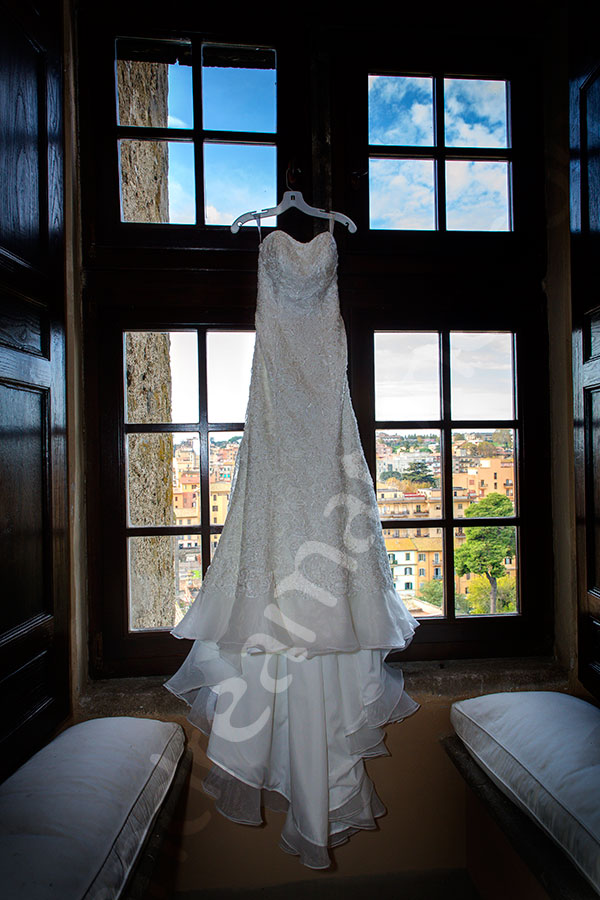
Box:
[117,59,169,222]
[126,331,176,630]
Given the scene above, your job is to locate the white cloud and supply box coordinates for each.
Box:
[450,333,514,419]
[369,75,433,147]
[446,161,509,231]
[167,114,190,129]
[444,79,508,149]
[370,159,435,229]
[375,333,440,420]
[168,178,195,224]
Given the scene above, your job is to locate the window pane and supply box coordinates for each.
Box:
[376,430,441,519]
[124,331,199,424]
[202,45,276,133]
[116,38,193,129]
[368,75,434,146]
[209,431,243,525]
[173,434,201,527]
[455,525,518,616]
[207,331,255,423]
[446,160,510,231]
[444,79,508,148]
[119,140,196,224]
[375,332,440,420]
[450,332,514,420]
[382,528,444,617]
[128,534,201,631]
[370,158,435,230]
[452,429,516,510]
[204,143,276,226]
[210,531,222,561]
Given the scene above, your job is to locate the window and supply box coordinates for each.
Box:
[115,39,277,228]
[372,330,520,621]
[83,15,552,674]
[122,328,254,631]
[368,75,511,231]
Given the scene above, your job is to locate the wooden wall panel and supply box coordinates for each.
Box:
[0,0,69,778]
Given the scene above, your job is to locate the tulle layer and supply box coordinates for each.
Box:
[165,641,418,868]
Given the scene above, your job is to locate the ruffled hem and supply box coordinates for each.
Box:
[165,641,418,868]
[201,760,390,869]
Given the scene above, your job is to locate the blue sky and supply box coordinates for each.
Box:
[159,65,509,231]
[165,63,276,225]
[368,75,510,231]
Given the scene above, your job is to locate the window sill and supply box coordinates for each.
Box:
[74,657,569,722]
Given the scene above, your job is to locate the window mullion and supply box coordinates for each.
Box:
[192,35,205,226]
[198,327,211,573]
[434,75,446,232]
[440,330,455,619]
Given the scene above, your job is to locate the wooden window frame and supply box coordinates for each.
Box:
[80,14,553,676]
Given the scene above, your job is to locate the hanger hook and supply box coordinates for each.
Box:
[286,161,302,191]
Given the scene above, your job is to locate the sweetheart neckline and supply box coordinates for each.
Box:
[260,229,336,250]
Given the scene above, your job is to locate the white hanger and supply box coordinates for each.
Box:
[230,190,357,234]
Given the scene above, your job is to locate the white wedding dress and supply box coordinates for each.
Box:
[165,229,418,868]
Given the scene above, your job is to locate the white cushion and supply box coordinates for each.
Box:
[0,716,185,900]
[451,691,600,894]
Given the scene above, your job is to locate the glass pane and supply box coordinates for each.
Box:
[446,160,510,231]
[210,531,222,561]
[209,431,243,525]
[173,433,201,527]
[368,75,434,146]
[128,534,201,631]
[204,143,276,226]
[452,428,516,512]
[116,38,193,128]
[375,332,440,420]
[370,158,435,230]
[207,331,256,423]
[119,140,196,224]
[124,331,199,424]
[202,45,276,133]
[444,79,508,148]
[376,430,441,519]
[450,332,514,420]
[455,525,518,616]
[383,527,444,617]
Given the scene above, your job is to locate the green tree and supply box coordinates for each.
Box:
[472,441,499,457]
[404,460,436,487]
[466,574,516,615]
[492,428,512,449]
[417,579,443,608]
[454,493,515,614]
[380,469,404,482]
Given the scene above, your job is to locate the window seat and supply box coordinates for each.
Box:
[0,716,190,900]
[445,691,600,899]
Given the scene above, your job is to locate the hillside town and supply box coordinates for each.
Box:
[172,429,517,622]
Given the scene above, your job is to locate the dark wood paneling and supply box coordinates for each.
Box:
[582,69,600,233]
[571,10,600,700]
[0,0,69,772]
[0,11,42,267]
[0,383,48,633]
[0,289,47,356]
